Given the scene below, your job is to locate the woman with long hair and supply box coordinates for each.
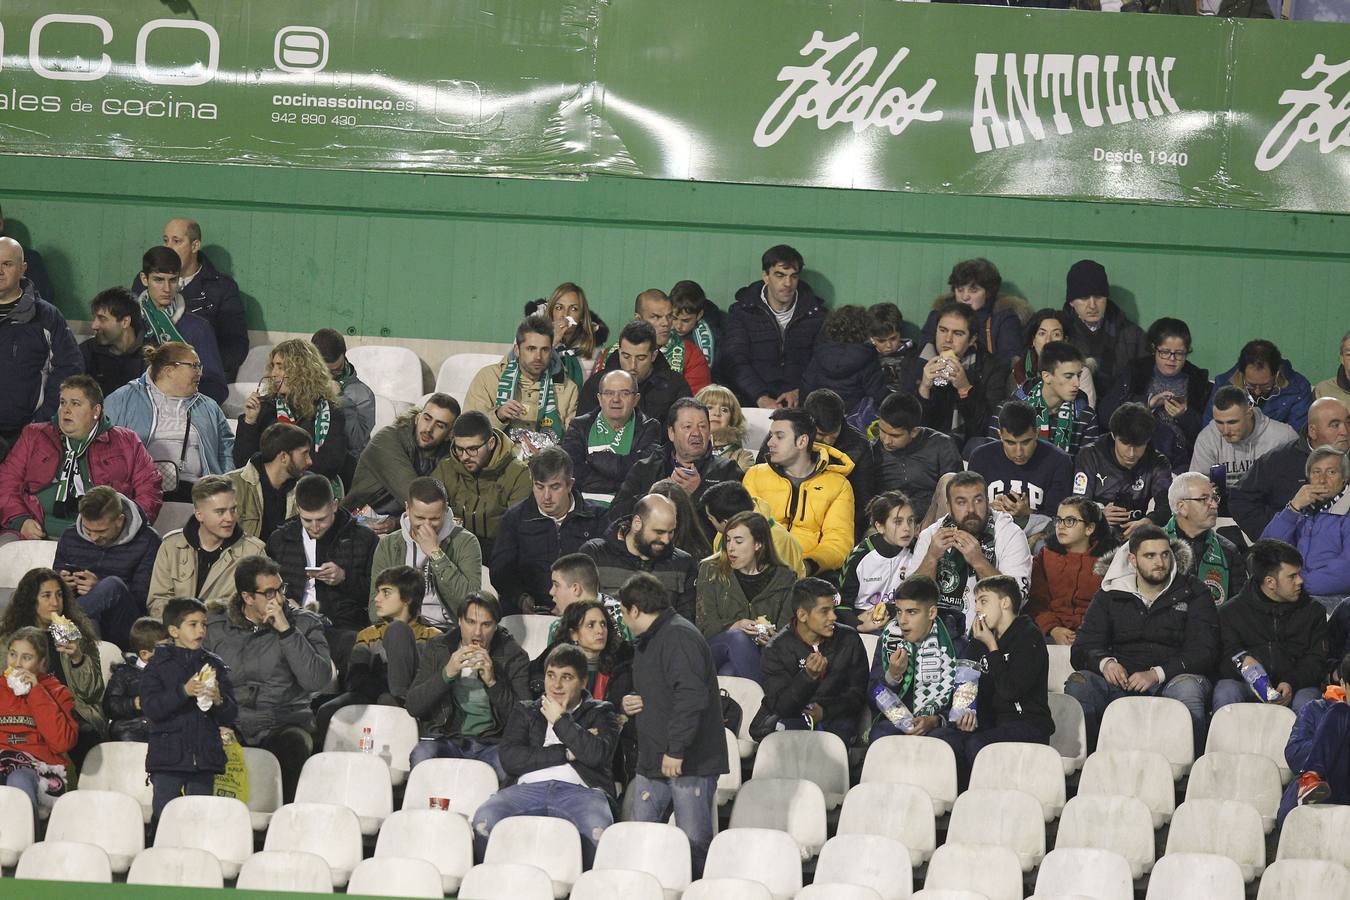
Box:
[0,626,79,815]
[696,384,755,472]
[545,283,607,386]
[839,492,916,633]
[234,338,350,483]
[649,478,714,560]
[1025,497,1117,645]
[1012,309,1098,409]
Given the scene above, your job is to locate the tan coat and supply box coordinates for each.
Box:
[147,529,267,617]
[463,359,578,434]
[226,461,298,539]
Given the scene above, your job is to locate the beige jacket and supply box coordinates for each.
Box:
[463,359,578,434]
[227,460,298,539]
[147,527,267,617]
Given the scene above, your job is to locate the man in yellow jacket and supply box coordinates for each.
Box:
[742,408,856,577]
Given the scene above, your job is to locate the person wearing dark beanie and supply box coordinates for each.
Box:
[1060,259,1145,399]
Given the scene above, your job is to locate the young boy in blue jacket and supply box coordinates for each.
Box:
[141,597,237,827]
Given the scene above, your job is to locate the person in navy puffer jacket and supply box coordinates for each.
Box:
[801,305,888,418]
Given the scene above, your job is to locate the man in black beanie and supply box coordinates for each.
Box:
[1061,259,1145,400]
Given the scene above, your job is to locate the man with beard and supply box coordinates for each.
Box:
[911,471,1032,639]
[464,312,578,447]
[609,399,741,524]
[225,422,312,540]
[1163,472,1247,606]
[345,393,460,531]
[581,493,697,620]
[81,287,149,399]
[1068,524,1218,751]
[433,410,529,563]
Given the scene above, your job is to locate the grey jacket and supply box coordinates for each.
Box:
[872,427,963,521]
[338,367,376,462]
[368,512,482,623]
[404,624,531,740]
[1188,407,1298,492]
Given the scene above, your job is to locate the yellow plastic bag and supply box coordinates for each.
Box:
[213,737,249,803]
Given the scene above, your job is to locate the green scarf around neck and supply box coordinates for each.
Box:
[496,354,562,439]
[275,395,331,450]
[140,292,186,346]
[934,515,998,616]
[1165,516,1230,604]
[692,319,715,366]
[52,413,112,505]
[1024,378,1075,451]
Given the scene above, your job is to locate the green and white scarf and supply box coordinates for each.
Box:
[934,515,998,618]
[53,413,112,505]
[878,616,956,717]
[275,396,331,450]
[1165,516,1231,605]
[661,336,686,374]
[692,319,716,366]
[557,349,584,388]
[496,354,562,439]
[139,293,186,346]
[589,414,634,456]
[334,361,356,390]
[1024,378,1075,451]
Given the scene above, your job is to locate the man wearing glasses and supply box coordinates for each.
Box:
[562,369,662,508]
[1190,385,1296,496]
[577,320,691,428]
[1164,472,1247,606]
[432,410,529,564]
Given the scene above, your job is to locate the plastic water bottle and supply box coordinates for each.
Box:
[1233,653,1280,702]
[358,726,374,753]
[871,684,915,733]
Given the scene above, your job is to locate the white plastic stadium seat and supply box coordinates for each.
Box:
[729,777,828,860]
[436,352,505,400]
[858,632,879,664]
[796,885,883,900]
[223,381,256,418]
[1046,644,1072,692]
[1256,858,1350,900]
[1098,696,1194,779]
[1207,702,1297,784]
[1164,799,1266,882]
[263,802,364,888]
[375,808,474,894]
[154,501,196,534]
[242,745,285,830]
[860,735,958,815]
[154,795,253,880]
[681,878,774,900]
[346,856,444,899]
[1185,751,1282,833]
[704,828,803,900]
[814,834,912,900]
[458,862,555,900]
[752,730,850,808]
[402,756,500,816]
[1055,794,1155,878]
[837,781,936,867]
[717,728,742,807]
[484,815,582,898]
[1143,852,1244,900]
[15,840,113,883]
[946,788,1045,871]
[1076,749,1175,829]
[742,407,772,451]
[96,640,123,689]
[500,614,560,661]
[910,892,992,900]
[594,821,692,899]
[718,675,765,759]
[45,789,145,874]
[570,868,666,900]
[127,847,225,888]
[346,344,424,404]
[0,539,58,589]
[374,394,409,431]
[235,849,333,893]
[968,742,1065,821]
[323,704,421,786]
[924,842,1023,900]
[1048,693,1087,775]
[1276,805,1350,867]
[295,750,393,835]
[236,344,274,383]
[78,740,153,823]
[0,784,36,866]
[1032,848,1133,900]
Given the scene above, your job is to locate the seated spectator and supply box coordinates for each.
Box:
[54,487,162,649]
[227,422,312,540]
[868,575,957,739]
[434,410,530,561]
[1164,472,1247,605]
[1151,0,1271,17]
[546,553,629,642]
[0,374,162,541]
[1207,339,1314,433]
[872,391,963,523]
[801,389,876,535]
[0,204,53,302]
[1314,330,1350,406]
[370,476,481,626]
[1011,308,1098,409]
[633,288,710,395]
[609,398,742,524]
[1068,524,1218,751]
[760,578,868,742]
[840,492,916,633]
[1191,386,1297,495]
[906,300,1010,452]
[867,302,921,394]
[695,511,796,681]
[104,342,236,498]
[1232,397,1349,542]
[562,370,662,508]
[0,236,80,446]
[1216,540,1328,714]
[537,595,633,695]
[542,282,605,387]
[406,591,530,781]
[724,244,825,409]
[582,494,698,620]
[1026,497,1115,645]
[492,449,607,616]
[702,480,806,578]
[344,393,459,524]
[104,617,167,742]
[696,384,756,472]
[997,341,1098,457]
[744,408,856,577]
[578,320,691,430]
[1071,402,1174,539]
[1261,447,1350,603]
[933,575,1052,789]
[1059,259,1145,401]
[81,287,149,399]
[971,400,1074,538]
[919,258,1027,364]
[0,627,78,816]
[911,471,1033,637]
[311,329,375,464]
[136,247,227,404]
[464,312,578,450]
[147,475,267,617]
[801,305,887,418]
[1277,654,1349,826]
[234,339,349,485]
[205,556,331,802]
[670,280,720,371]
[1101,317,1210,468]
[650,479,714,561]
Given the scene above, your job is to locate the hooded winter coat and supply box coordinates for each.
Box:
[580,522,698,621]
[1189,407,1298,492]
[694,559,796,639]
[267,507,380,631]
[1206,360,1314,434]
[104,372,235,476]
[140,643,238,775]
[1071,433,1174,529]
[1218,582,1328,692]
[404,622,530,740]
[368,511,482,624]
[742,443,857,573]
[1261,490,1350,597]
[722,280,828,405]
[54,490,162,609]
[147,519,267,618]
[1026,545,1105,636]
[0,278,81,435]
[431,428,530,550]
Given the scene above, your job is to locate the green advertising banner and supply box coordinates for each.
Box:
[0,1,1348,212]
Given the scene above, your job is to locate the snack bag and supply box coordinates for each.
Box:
[949,659,981,720]
[197,663,217,711]
[4,666,30,697]
[213,734,249,803]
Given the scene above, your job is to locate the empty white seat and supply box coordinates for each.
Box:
[594,821,691,899]
[500,613,560,660]
[0,784,36,866]
[1055,794,1155,878]
[1032,848,1132,900]
[1164,799,1266,882]
[704,827,803,900]
[375,808,474,894]
[685,877,775,900]
[837,781,936,867]
[1076,749,1175,828]
[458,862,555,900]
[127,847,225,888]
[242,745,285,830]
[1048,693,1087,775]
[15,840,112,883]
[571,868,667,900]
[403,756,500,816]
[1098,696,1194,779]
[347,856,445,899]
[796,885,883,900]
[323,704,421,785]
[1256,858,1350,900]
[910,892,991,900]
[1185,751,1282,833]
[0,539,58,590]
[859,633,880,665]
[347,345,424,404]
[1046,644,1072,693]
[236,849,334,893]
[155,795,254,880]
[860,735,958,815]
[1207,702,1297,784]
[729,777,828,860]
[223,381,257,418]
[742,407,773,450]
[968,742,1065,821]
[154,501,197,534]
[924,842,1023,900]
[484,815,582,898]
[752,730,850,808]
[947,788,1045,871]
[1276,805,1350,867]
[814,834,912,900]
[236,344,274,383]
[46,789,144,874]
[1143,852,1244,900]
[295,750,393,835]
[96,640,124,688]
[78,741,153,823]
[717,728,742,807]
[436,353,505,400]
[719,675,765,758]
[264,802,364,888]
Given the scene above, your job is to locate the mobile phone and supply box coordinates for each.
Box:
[304,566,323,575]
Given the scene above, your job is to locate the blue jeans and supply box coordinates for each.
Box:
[629,773,718,877]
[708,629,763,682]
[150,772,215,829]
[1212,678,1321,713]
[1066,669,1212,753]
[473,780,613,868]
[78,576,140,650]
[2,766,40,814]
[411,736,506,784]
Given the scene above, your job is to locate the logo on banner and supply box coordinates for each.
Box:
[1255,54,1350,172]
[275,26,330,74]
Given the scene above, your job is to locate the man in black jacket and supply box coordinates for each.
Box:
[1071,403,1175,540]
[904,301,1011,454]
[872,391,963,522]
[805,389,876,535]
[81,287,148,399]
[609,399,742,525]
[563,369,663,507]
[1060,259,1146,401]
[620,572,727,876]
[582,494,697,620]
[1068,525,1218,751]
[759,578,868,743]
[471,643,620,867]
[1163,472,1247,606]
[577,320,691,428]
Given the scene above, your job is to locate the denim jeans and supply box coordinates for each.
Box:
[78,576,140,650]
[472,780,613,868]
[2,766,40,814]
[411,736,506,784]
[1212,678,1321,713]
[629,773,718,877]
[1066,669,1212,753]
[708,629,763,682]
[150,772,215,829]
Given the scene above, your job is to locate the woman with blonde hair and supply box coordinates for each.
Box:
[545,283,607,386]
[234,338,350,483]
[696,384,755,471]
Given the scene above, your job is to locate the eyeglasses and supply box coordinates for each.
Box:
[248,585,288,600]
[598,390,636,400]
[1053,517,1084,527]
[1185,495,1221,506]
[170,361,204,371]
[453,442,490,457]
[1155,349,1189,361]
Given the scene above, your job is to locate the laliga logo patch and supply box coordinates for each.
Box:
[1073,472,1088,495]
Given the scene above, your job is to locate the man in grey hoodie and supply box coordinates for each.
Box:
[1190,385,1296,492]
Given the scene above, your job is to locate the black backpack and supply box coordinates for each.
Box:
[719,689,742,735]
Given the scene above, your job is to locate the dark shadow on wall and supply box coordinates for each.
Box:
[803,268,834,306]
[205,244,265,332]
[1109,284,1139,326]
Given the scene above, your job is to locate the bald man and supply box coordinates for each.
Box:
[0,237,81,444]
[0,203,53,303]
[579,493,698,620]
[130,218,247,380]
